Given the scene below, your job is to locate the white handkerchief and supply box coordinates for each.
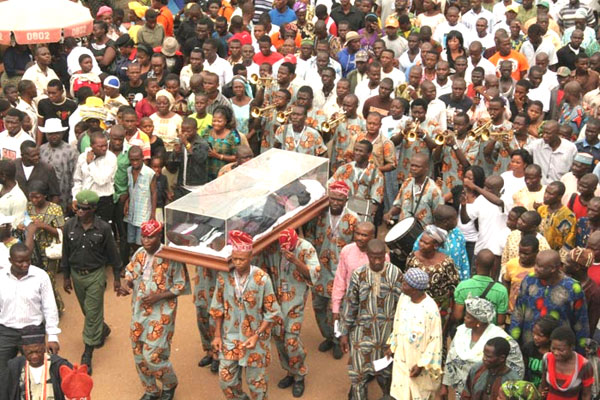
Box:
[373,356,393,372]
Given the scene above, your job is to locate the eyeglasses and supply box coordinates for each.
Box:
[76,205,92,211]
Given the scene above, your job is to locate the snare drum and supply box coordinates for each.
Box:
[384,217,424,256]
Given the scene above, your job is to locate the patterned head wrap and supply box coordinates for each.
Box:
[465,296,496,324]
[423,225,448,245]
[279,228,299,251]
[286,22,299,32]
[229,230,253,252]
[569,247,594,268]
[404,268,429,290]
[141,220,163,237]
[329,181,350,198]
[293,2,307,12]
[500,381,542,400]
[156,89,175,109]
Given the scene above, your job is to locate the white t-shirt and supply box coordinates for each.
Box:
[466,195,506,256]
[500,171,526,212]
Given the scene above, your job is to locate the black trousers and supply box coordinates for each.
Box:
[0,324,22,400]
[112,196,130,267]
[96,195,115,224]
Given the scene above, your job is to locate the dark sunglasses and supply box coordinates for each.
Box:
[77,205,93,211]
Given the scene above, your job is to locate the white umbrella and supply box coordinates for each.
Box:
[0,0,93,45]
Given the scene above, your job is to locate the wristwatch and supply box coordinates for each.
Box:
[451,144,458,151]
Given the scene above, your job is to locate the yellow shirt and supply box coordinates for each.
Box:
[537,204,576,251]
[503,257,535,312]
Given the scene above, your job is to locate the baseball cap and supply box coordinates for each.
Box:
[557,66,572,77]
[385,15,400,28]
[355,49,369,62]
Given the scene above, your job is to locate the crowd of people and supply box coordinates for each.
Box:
[4,0,600,398]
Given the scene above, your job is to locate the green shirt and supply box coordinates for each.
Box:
[454,275,509,322]
[113,149,130,203]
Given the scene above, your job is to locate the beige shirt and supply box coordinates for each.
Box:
[21,63,59,100]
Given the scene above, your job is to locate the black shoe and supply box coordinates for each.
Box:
[292,379,305,397]
[278,375,294,389]
[318,339,334,352]
[160,387,176,400]
[210,359,219,374]
[96,323,111,349]
[333,342,343,359]
[198,355,213,367]
[81,345,94,375]
[139,393,160,400]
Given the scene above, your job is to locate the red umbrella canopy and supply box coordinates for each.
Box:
[0,0,93,45]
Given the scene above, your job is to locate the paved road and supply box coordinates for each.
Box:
[56,270,386,399]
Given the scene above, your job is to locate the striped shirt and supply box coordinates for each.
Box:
[0,266,60,342]
[557,2,596,30]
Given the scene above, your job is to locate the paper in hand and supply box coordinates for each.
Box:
[373,356,393,372]
[334,320,342,338]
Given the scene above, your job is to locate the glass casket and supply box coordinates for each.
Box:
[159,149,329,269]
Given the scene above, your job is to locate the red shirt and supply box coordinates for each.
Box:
[589,263,600,286]
[568,194,588,219]
[253,51,283,66]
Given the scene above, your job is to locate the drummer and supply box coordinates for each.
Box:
[383,153,444,226]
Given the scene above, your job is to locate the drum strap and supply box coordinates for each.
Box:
[411,179,428,218]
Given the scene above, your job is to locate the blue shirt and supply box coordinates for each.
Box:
[575,138,600,166]
[412,227,471,281]
[337,48,356,78]
[268,7,297,27]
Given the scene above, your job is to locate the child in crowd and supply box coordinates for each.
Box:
[526,101,544,138]
[139,117,165,157]
[124,146,157,251]
[103,76,129,122]
[540,326,594,399]
[70,54,102,97]
[190,93,212,136]
[502,234,539,312]
[150,155,171,224]
[522,316,560,387]
[3,84,18,107]
[174,118,209,198]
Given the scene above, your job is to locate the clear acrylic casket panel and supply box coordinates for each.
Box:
[165,148,329,259]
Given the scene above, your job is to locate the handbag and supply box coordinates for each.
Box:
[45,228,63,260]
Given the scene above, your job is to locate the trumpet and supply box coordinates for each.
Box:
[488,130,514,141]
[249,73,274,87]
[403,122,419,142]
[250,104,277,118]
[467,120,493,141]
[276,109,292,124]
[320,113,346,133]
[396,83,419,100]
[433,131,455,146]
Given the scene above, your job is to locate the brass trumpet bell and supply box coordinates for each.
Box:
[320,113,347,133]
[250,104,277,118]
[467,120,492,141]
[276,110,292,124]
[249,73,273,86]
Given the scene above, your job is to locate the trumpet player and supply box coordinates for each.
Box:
[330,94,366,174]
[392,99,438,183]
[432,112,478,198]
[274,105,328,156]
[296,86,327,129]
[344,112,396,198]
[482,97,514,174]
[259,89,292,154]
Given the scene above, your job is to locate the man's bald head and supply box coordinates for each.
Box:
[475,249,495,274]
[486,175,504,192]
[356,221,375,235]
